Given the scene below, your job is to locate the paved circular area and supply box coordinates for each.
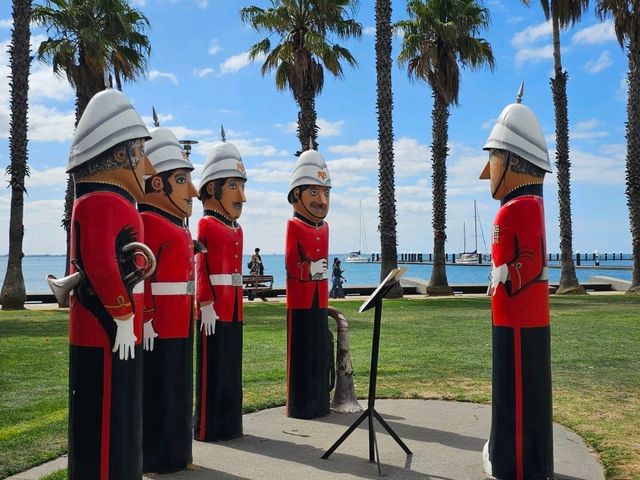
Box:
[9,399,604,480]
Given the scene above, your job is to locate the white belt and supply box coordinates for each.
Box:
[209,273,243,287]
[151,281,195,296]
[538,266,549,281]
[132,282,144,294]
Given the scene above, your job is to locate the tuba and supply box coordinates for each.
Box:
[328,306,363,414]
[47,242,156,304]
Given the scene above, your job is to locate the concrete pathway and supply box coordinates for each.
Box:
[9,399,604,480]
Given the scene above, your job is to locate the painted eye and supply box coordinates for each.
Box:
[175,176,186,184]
[228,181,237,189]
[309,189,318,196]
[324,190,330,198]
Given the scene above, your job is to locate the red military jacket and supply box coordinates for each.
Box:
[195,210,243,323]
[69,185,144,347]
[285,213,329,310]
[490,191,550,329]
[140,205,194,338]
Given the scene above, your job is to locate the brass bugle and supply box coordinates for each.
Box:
[120,241,156,286]
[46,241,157,303]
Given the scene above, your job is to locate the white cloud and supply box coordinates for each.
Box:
[318,119,344,137]
[1,19,12,29]
[571,21,616,46]
[193,67,214,78]
[208,39,221,56]
[148,70,178,85]
[218,51,264,75]
[572,119,609,141]
[28,105,75,142]
[511,21,552,48]
[569,147,625,185]
[363,26,375,36]
[515,44,554,67]
[26,166,67,188]
[585,50,613,73]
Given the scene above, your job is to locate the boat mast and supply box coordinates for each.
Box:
[474,200,478,253]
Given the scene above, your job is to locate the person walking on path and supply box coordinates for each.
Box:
[330,258,346,298]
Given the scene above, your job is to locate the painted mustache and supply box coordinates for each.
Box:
[310,202,327,210]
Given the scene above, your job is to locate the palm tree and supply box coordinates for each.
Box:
[396,0,494,296]
[240,0,362,154]
[1,0,32,310]
[32,0,151,303]
[595,1,640,293]
[375,0,402,297]
[521,0,588,295]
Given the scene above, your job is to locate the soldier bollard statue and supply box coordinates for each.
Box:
[194,129,247,441]
[285,147,332,419]
[61,87,155,480]
[139,122,199,473]
[480,85,554,480]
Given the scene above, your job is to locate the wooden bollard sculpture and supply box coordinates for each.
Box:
[194,127,247,441]
[285,146,332,419]
[139,121,199,473]
[480,84,554,480]
[61,86,155,479]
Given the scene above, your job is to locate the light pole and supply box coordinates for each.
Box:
[179,139,199,159]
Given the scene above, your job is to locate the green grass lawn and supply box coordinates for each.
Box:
[1,295,638,479]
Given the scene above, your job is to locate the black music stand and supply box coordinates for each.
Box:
[322,268,412,475]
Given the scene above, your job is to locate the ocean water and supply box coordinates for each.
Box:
[0,254,633,293]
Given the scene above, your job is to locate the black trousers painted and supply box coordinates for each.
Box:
[194,321,243,441]
[143,335,193,473]
[287,302,331,419]
[68,344,143,480]
[489,326,553,480]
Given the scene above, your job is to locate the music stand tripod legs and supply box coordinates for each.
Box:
[322,291,412,474]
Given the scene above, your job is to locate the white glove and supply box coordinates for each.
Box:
[200,303,218,336]
[143,320,158,352]
[112,315,137,361]
[490,263,508,290]
[310,259,328,280]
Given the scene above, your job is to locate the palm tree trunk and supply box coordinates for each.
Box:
[550,10,585,295]
[375,0,401,298]
[625,41,640,293]
[295,76,319,155]
[1,0,32,310]
[427,93,452,296]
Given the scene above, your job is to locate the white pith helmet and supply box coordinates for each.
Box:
[483,83,552,173]
[67,89,151,173]
[288,147,331,199]
[199,126,247,191]
[146,127,193,174]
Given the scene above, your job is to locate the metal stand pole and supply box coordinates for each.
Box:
[322,298,412,473]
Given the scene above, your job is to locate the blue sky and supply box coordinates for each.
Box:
[0,0,632,256]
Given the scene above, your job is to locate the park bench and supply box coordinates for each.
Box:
[242,274,274,298]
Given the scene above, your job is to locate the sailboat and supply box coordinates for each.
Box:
[345,201,371,263]
[457,201,483,264]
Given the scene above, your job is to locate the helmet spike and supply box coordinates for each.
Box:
[308,137,313,150]
[221,124,226,142]
[516,82,524,104]
[152,106,160,127]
